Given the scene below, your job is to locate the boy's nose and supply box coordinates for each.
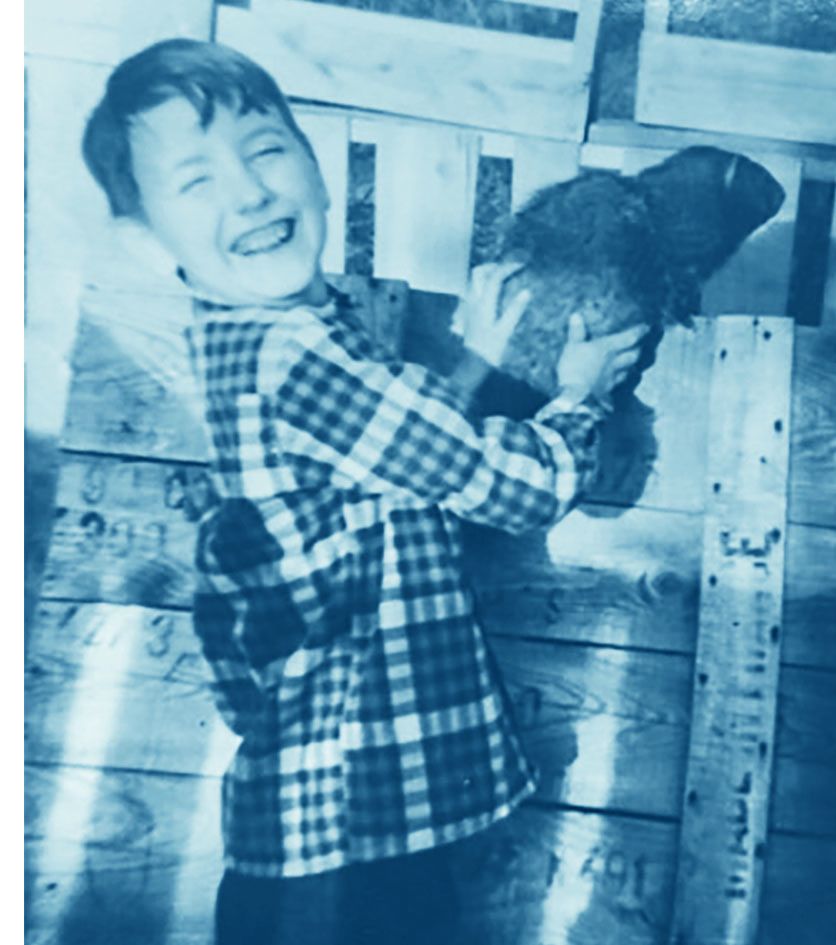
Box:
[228,163,275,214]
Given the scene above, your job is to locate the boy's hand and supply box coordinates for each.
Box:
[557,313,649,408]
[451,262,531,368]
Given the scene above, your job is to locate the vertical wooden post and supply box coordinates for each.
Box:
[669,316,794,945]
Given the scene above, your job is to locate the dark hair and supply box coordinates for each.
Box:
[82,38,314,217]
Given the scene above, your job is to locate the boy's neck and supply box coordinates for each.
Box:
[181,267,331,311]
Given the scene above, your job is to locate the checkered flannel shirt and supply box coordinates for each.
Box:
[185,288,603,878]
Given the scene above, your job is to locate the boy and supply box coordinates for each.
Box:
[82,39,646,945]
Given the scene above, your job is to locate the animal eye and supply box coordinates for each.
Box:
[179,175,211,195]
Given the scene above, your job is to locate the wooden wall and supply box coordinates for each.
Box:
[25,2,836,944]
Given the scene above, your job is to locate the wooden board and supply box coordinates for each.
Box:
[588,120,836,179]
[24,763,677,945]
[760,832,836,945]
[511,139,581,210]
[40,456,204,608]
[636,32,836,147]
[25,602,236,779]
[25,0,212,64]
[462,506,702,654]
[671,316,794,945]
[26,599,836,836]
[789,327,836,528]
[25,764,223,945]
[294,109,350,275]
[217,1,597,140]
[60,275,408,460]
[372,123,479,295]
[25,762,836,945]
[824,197,836,330]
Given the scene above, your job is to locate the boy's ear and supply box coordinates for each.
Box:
[112,218,179,277]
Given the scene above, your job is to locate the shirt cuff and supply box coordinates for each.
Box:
[534,387,610,425]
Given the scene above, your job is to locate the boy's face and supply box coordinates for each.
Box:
[129,98,329,307]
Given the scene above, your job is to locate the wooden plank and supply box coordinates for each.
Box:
[455,805,678,945]
[25,601,236,778]
[41,456,204,609]
[217,2,596,140]
[671,316,794,945]
[466,513,836,670]
[788,327,836,528]
[25,0,120,64]
[25,762,678,945]
[373,123,479,294]
[773,665,836,837]
[60,275,407,460]
[25,0,212,64]
[61,304,209,462]
[569,0,603,74]
[25,763,223,945]
[26,267,86,435]
[588,120,836,177]
[117,0,213,60]
[760,833,836,945]
[26,595,834,836]
[782,522,836,671]
[25,768,835,945]
[501,0,579,11]
[25,58,117,276]
[608,146,801,320]
[636,32,836,147]
[493,638,691,818]
[824,198,836,330]
[511,139,580,210]
[463,506,702,653]
[642,0,670,33]
[294,109,349,275]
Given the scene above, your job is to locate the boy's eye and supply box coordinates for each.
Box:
[250,146,285,161]
[179,175,211,195]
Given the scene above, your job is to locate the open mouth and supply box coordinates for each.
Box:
[230,218,296,256]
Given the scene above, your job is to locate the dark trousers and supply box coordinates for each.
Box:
[215,845,463,945]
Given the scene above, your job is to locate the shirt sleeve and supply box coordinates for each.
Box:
[193,575,267,739]
[255,308,604,534]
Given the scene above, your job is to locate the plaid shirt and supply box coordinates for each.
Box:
[185,288,603,877]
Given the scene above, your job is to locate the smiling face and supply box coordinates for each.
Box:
[129,97,330,307]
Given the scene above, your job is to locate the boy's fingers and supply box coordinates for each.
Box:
[606,323,650,350]
[499,289,531,332]
[566,312,587,343]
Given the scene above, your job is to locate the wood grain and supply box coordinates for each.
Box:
[217,1,596,140]
[25,761,836,945]
[789,327,836,528]
[25,0,212,64]
[372,123,479,295]
[25,600,836,836]
[40,456,205,608]
[636,31,836,146]
[671,316,794,945]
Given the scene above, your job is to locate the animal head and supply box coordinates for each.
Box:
[636,146,785,283]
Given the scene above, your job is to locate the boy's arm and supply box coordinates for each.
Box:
[256,311,604,534]
[193,577,268,738]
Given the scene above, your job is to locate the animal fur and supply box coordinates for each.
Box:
[495,146,785,397]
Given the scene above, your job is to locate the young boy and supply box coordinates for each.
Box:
[82,39,646,945]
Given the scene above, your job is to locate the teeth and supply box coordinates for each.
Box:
[233,219,293,255]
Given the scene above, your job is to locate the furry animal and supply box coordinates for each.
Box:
[495,146,785,396]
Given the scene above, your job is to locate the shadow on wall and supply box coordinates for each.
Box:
[25,431,61,640]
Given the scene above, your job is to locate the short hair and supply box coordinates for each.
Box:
[82,38,314,217]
